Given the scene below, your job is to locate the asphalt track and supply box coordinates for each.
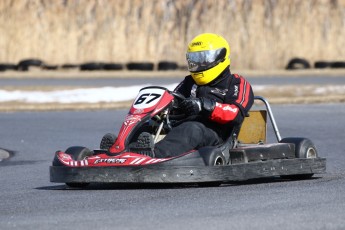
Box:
[1,75,345,87]
[0,103,345,230]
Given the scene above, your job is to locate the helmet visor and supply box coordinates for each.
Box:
[186,48,226,72]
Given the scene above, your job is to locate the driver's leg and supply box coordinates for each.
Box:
[154,121,221,158]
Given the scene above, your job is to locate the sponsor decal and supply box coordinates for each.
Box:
[124,115,141,126]
[233,85,239,97]
[191,41,202,46]
[216,103,238,113]
[94,158,127,164]
[222,105,238,113]
[133,109,144,114]
[211,88,228,96]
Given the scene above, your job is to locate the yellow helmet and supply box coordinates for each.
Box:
[186,33,231,85]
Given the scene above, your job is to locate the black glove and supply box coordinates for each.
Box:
[180,97,216,116]
[180,98,202,116]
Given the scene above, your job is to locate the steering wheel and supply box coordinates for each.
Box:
[171,91,186,101]
[162,91,186,128]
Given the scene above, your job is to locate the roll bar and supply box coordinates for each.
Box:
[254,96,282,142]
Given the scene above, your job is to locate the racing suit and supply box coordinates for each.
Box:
[154,67,254,158]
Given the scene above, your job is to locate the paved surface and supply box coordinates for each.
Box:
[1,75,345,87]
[0,104,344,230]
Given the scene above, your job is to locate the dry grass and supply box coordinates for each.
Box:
[0,0,344,69]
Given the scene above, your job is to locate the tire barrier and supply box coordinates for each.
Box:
[103,63,123,71]
[60,64,80,69]
[286,58,311,70]
[286,58,345,70]
[17,59,44,71]
[330,61,345,69]
[158,61,178,71]
[126,62,154,71]
[1,59,344,73]
[42,64,59,70]
[79,62,124,71]
[80,62,105,71]
[314,61,331,69]
[0,63,17,71]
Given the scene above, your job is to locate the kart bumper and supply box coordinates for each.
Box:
[50,158,326,184]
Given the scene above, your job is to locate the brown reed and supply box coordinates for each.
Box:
[0,0,344,70]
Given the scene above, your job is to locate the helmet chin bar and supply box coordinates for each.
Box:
[191,60,229,85]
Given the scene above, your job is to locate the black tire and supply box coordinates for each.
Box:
[80,62,104,71]
[100,133,117,150]
[314,61,331,69]
[65,146,94,160]
[196,148,226,187]
[200,147,226,166]
[158,61,178,71]
[126,62,154,71]
[42,64,59,70]
[52,151,64,167]
[330,61,345,69]
[17,59,44,71]
[61,64,80,69]
[0,63,17,71]
[279,137,318,179]
[103,63,123,71]
[63,146,93,188]
[285,58,311,70]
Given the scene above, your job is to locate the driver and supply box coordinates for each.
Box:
[134,33,254,158]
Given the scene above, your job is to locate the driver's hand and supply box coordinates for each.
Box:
[180,97,216,117]
[180,98,202,116]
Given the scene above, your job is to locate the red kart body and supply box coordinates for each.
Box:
[50,86,326,186]
[54,86,190,167]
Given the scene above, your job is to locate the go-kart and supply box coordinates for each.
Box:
[50,86,326,187]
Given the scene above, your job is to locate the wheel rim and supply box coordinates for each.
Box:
[214,156,224,165]
[306,147,317,158]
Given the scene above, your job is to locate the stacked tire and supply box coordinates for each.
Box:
[286,57,345,70]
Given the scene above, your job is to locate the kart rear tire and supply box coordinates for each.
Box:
[201,150,226,166]
[197,149,226,186]
[65,146,93,188]
[279,137,318,180]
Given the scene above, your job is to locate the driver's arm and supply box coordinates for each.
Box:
[173,76,194,98]
[208,76,254,124]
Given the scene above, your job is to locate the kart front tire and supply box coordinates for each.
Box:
[100,133,117,150]
[65,146,94,161]
[65,146,93,188]
[279,137,318,180]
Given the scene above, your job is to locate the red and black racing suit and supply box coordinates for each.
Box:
[154,67,254,158]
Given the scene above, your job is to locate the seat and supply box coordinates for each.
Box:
[219,110,267,164]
